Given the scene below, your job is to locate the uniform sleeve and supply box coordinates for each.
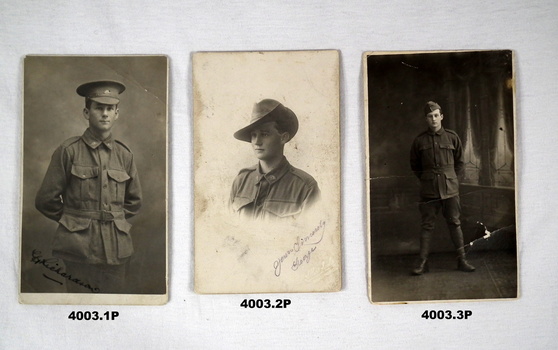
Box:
[303,180,321,209]
[35,145,69,222]
[453,135,465,177]
[229,179,237,210]
[123,153,142,219]
[410,137,422,179]
[229,174,242,212]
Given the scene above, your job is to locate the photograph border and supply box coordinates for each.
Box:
[364,50,519,304]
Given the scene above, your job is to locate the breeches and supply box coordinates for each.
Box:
[419,195,461,231]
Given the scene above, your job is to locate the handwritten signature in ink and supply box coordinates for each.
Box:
[31,249,100,293]
[273,220,325,277]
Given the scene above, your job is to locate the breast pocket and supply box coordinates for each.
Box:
[418,143,434,163]
[439,143,456,165]
[107,169,130,204]
[71,165,99,202]
[264,200,302,219]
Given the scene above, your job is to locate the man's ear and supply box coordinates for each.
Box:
[280,132,290,144]
[440,114,444,121]
[114,108,119,121]
[83,108,90,120]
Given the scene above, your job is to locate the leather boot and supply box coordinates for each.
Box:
[412,230,431,275]
[450,226,475,272]
[412,259,429,275]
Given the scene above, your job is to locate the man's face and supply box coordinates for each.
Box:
[425,109,443,132]
[83,101,119,134]
[250,121,287,161]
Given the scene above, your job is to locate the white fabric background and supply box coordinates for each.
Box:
[1,0,557,348]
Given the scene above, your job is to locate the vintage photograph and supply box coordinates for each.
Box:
[194,50,341,294]
[20,56,168,304]
[365,50,518,303]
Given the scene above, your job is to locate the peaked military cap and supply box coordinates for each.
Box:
[76,80,126,105]
[233,99,299,143]
[424,101,442,115]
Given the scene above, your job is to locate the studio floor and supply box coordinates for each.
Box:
[371,250,518,303]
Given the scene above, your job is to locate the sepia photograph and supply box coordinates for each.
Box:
[20,56,168,304]
[365,50,518,303]
[194,50,341,294]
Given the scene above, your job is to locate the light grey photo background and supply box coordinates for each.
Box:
[2,1,557,349]
[21,56,167,295]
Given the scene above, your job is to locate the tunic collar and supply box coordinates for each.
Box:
[81,128,113,150]
[427,126,446,136]
[256,156,290,185]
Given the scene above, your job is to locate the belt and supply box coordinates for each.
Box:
[426,166,455,174]
[64,207,124,221]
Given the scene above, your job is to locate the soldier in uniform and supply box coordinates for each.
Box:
[35,81,142,293]
[410,101,475,275]
[230,99,320,220]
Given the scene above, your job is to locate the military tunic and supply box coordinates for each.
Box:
[230,157,320,220]
[410,127,464,230]
[410,127,464,199]
[36,128,142,266]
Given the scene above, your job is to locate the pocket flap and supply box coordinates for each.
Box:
[114,218,132,234]
[264,201,302,218]
[71,165,99,179]
[232,197,253,211]
[419,144,433,151]
[439,143,455,150]
[107,169,131,183]
[59,213,92,232]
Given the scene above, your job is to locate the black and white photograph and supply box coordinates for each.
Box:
[3,0,557,348]
[230,98,321,220]
[20,56,168,304]
[365,50,518,303]
[193,50,341,294]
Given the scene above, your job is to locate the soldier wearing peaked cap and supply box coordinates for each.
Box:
[410,101,475,275]
[230,99,320,220]
[35,80,142,293]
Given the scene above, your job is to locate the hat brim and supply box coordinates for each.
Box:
[233,106,298,143]
[233,113,275,142]
[89,96,120,105]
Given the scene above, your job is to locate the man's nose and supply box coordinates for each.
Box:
[253,135,262,145]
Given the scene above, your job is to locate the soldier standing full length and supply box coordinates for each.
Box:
[410,101,475,275]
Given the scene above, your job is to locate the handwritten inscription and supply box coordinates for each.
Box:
[31,249,100,293]
[291,246,317,271]
[273,220,325,277]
